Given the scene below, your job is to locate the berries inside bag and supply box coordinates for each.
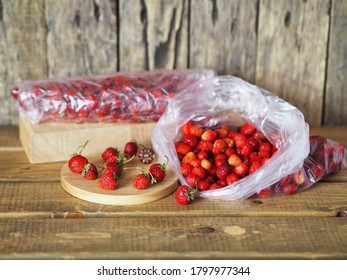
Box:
[152,76,346,200]
[11,69,214,124]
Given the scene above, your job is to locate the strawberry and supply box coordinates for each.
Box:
[257,188,272,198]
[282,184,297,195]
[200,158,212,170]
[138,147,156,164]
[293,170,305,185]
[124,140,138,157]
[176,142,191,155]
[197,180,210,191]
[201,129,217,142]
[249,162,261,174]
[190,159,201,168]
[102,161,123,177]
[98,173,119,190]
[228,154,242,167]
[240,122,256,137]
[189,125,203,138]
[174,185,196,205]
[182,151,197,164]
[215,127,228,138]
[209,183,222,190]
[216,163,231,180]
[234,162,249,177]
[212,139,227,155]
[197,140,213,152]
[180,121,193,135]
[192,166,206,179]
[234,134,247,148]
[185,173,200,187]
[226,173,239,184]
[183,134,198,148]
[149,158,168,183]
[259,142,272,153]
[82,163,98,180]
[180,163,193,176]
[102,147,120,161]
[133,174,151,189]
[68,140,89,174]
[197,151,208,160]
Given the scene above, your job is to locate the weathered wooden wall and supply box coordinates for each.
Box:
[0,0,346,126]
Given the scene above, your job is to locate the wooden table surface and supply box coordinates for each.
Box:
[0,126,346,260]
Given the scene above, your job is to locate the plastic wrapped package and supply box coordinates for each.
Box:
[151,76,346,200]
[11,69,214,124]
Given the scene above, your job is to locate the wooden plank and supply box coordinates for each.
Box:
[0,216,346,259]
[0,0,47,125]
[324,0,347,125]
[0,126,21,149]
[45,0,117,77]
[0,151,62,182]
[119,0,188,70]
[190,0,257,82]
[0,181,346,218]
[256,0,330,126]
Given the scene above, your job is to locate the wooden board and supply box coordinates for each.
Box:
[61,157,178,205]
[19,115,155,163]
[256,0,330,126]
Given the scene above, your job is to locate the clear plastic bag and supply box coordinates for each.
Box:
[11,69,214,124]
[152,76,322,200]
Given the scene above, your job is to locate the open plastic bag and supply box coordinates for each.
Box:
[152,76,346,200]
[11,69,214,124]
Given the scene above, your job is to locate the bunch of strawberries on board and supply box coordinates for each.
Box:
[67,140,169,191]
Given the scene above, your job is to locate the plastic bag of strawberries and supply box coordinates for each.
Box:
[11,69,214,124]
[152,76,346,200]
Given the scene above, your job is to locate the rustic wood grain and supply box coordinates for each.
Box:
[0,181,346,218]
[0,216,346,259]
[0,126,21,148]
[45,0,117,77]
[256,0,330,126]
[324,0,347,125]
[0,0,47,125]
[190,0,257,82]
[119,0,188,70]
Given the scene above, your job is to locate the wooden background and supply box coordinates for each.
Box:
[0,0,346,126]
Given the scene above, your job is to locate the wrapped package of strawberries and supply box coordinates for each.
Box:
[11,69,214,124]
[152,76,346,203]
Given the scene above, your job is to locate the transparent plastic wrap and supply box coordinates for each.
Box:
[11,69,214,124]
[152,76,346,200]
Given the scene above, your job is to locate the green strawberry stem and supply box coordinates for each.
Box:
[70,140,89,157]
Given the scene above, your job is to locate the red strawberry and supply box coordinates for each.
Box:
[175,142,191,155]
[197,140,213,152]
[174,185,196,205]
[149,158,168,183]
[257,188,272,198]
[102,161,123,177]
[185,173,200,187]
[180,121,193,135]
[102,147,120,161]
[226,173,239,184]
[183,134,198,148]
[133,174,151,189]
[98,173,119,190]
[209,183,222,190]
[138,147,156,164]
[182,151,197,164]
[234,162,249,177]
[124,140,138,157]
[68,140,89,174]
[212,139,227,155]
[192,166,206,179]
[197,180,210,191]
[282,183,297,195]
[249,162,261,174]
[197,151,208,160]
[180,163,193,176]
[234,134,247,148]
[81,163,98,180]
[200,159,212,170]
[240,122,256,136]
[259,142,272,153]
[201,129,217,142]
[189,125,203,138]
[216,163,231,180]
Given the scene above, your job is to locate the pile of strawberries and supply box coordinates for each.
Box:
[175,121,277,193]
[67,140,168,190]
[11,71,208,124]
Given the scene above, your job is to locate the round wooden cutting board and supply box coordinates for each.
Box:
[61,158,178,205]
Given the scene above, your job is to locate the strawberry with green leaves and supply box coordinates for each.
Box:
[68,140,89,174]
[174,185,196,205]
